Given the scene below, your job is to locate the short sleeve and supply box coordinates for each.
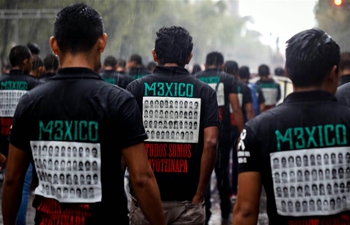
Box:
[8,94,32,152]
[242,85,252,104]
[201,86,220,128]
[237,124,262,173]
[226,76,238,94]
[276,83,282,102]
[115,94,147,149]
[257,87,265,104]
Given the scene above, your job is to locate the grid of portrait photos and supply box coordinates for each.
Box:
[207,82,224,106]
[271,147,350,216]
[0,90,27,117]
[142,97,201,143]
[31,141,101,203]
[262,88,279,106]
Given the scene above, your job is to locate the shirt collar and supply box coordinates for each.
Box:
[53,67,102,80]
[284,90,336,103]
[9,69,29,76]
[153,66,189,76]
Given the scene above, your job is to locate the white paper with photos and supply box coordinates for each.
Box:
[270,147,350,216]
[262,88,278,105]
[31,141,101,203]
[142,97,201,143]
[208,83,224,106]
[0,90,27,117]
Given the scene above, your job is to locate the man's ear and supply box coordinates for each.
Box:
[49,36,59,55]
[185,52,193,64]
[152,49,158,63]
[97,33,108,54]
[328,65,339,82]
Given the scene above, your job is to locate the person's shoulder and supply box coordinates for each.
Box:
[336,83,350,107]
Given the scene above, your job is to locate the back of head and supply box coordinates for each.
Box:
[192,64,202,75]
[224,60,239,75]
[9,45,32,68]
[339,52,350,73]
[117,58,126,68]
[155,26,193,67]
[32,56,43,71]
[286,28,340,87]
[103,56,117,68]
[147,62,157,72]
[43,54,59,71]
[54,3,104,54]
[206,52,224,68]
[239,66,250,80]
[129,54,143,66]
[258,64,270,77]
[27,42,40,55]
[274,67,285,76]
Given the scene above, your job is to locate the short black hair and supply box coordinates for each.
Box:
[117,58,126,68]
[206,52,224,68]
[32,56,43,70]
[224,60,239,75]
[103,56,117,67]
[147,61,157,71]
[129,54,143,66]
[274,67,285,76]
[340,52,350,71]
[9,45,32,67]
[27,42,40,55]
[54,3,104,54]
[43,54,59,71]
[155,26,193,67]
[191,64,202,75]
[286,28,340,87]
[258,64,270,77]
[239,66,250,80]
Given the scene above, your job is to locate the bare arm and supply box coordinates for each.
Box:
[2,144,31,225]
[192,126,218,203]
[233,172,262,225]
[259,103,265,113]
[0,153,7,170]
[244,103,254,121]
[230,93,244,133]
[123,142,166,225]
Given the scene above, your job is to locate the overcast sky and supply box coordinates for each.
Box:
[238,0,318,51]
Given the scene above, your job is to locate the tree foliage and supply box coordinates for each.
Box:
[315,0,350,51]
[0,0,273,70]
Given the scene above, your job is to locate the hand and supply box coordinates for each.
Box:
[191,194,204,204]
[0,153,7,170]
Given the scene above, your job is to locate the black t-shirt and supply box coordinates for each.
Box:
[195,68,238,137]
[40,72,56,83]
[126,66,219,201]
[338,74,350,87]
[336,83,350,107]
[234,81,252,124]
[0,69,39,157]
[100,70,134,89]
[8,68,147,225]
[128,67,151,80]
[256,78,281,109]
[238,91,350,225]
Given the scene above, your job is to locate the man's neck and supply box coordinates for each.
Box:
[205,66,220,70]
[341,69,350,76]
[260,76,270,81]
[59,53,98,72]
[162,63,182,67]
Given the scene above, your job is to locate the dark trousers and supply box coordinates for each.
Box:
[205,137,232,224]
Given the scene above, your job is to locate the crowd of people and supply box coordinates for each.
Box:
[0,2,350,225]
